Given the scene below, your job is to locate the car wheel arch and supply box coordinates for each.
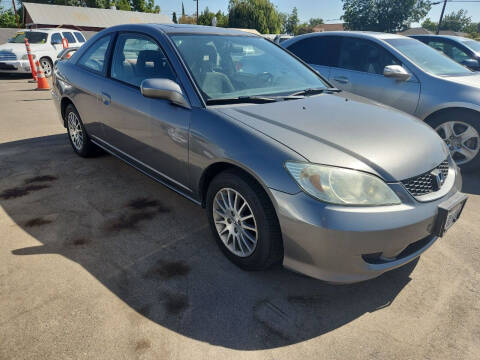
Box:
[198,161,279,211]
[60,97,75,127]
[424,107,480,125]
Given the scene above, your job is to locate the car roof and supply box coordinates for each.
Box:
[24,28,78,33]
[151,24,257,36]
[410,34,472,42]
[282,31,405,47]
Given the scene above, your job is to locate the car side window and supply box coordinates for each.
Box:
[51,33,62,44]
[111,33,175,87]
[74,32,86,43]
[449,44,470,63]
[287,37,327,65]
[337,37,401,75]
[77,35,112,74]
[62,32,76,44]
[428,40,470,63]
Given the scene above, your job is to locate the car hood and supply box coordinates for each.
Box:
[442,73,480,88]
[216,93,448,182]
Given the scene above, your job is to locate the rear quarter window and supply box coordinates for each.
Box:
[62,32,76,44]
[74,32,86,43]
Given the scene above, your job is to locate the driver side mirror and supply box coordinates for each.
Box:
[383,65,411,81]
[51,38,62,45]
[140,78,190,109]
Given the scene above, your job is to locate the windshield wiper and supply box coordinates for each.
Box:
[289,87,342,97]
[206,96,278,105]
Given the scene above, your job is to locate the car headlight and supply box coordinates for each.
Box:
[285,162,401,206]
[21,54,36,60]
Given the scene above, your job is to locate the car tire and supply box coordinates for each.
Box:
[206,169,283,271]
[39,57,53,78]
[426,109,480,172]
[65,104,96,157]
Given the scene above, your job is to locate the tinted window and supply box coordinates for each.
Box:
[171,35,328,101]
[386,38,471,76]
[62,32,76,44]
[337,37,401,74]
[51,33,62,44]
[11,31,47,44]
[287,37,328,65]
[74,32,86,43]
[78,35,112,74]
[429,40,470,63]
[111,33,175,87]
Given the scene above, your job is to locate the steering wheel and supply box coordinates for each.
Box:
[259,72,274,85]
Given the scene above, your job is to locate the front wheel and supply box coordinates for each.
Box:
[65,104,97,157]
[39,57,53,78]
[428,110,480,171]
[206,170,283,270]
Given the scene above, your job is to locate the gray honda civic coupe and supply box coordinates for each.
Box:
[51,24,467,283]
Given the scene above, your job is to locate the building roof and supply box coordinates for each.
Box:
[23,2,172,28]
[313,23,345,32]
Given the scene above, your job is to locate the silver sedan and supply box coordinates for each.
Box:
[52,24,466,283]
[283,32,480,171]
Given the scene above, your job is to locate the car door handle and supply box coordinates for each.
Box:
[101,92,111,106]
[333,76,349,84]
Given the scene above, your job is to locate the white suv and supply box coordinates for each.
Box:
[0,28,86,77]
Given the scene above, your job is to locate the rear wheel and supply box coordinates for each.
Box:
[39,57,53,78]
[206,170,283,270]
[427,110,480,171]
[65,104,96,157]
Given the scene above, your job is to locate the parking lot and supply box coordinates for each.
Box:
[0,74,479,359]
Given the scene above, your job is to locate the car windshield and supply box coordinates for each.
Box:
[463,39,480,53]
[170,34,329,102]
[11,31,48,44]
[386,38,472,76]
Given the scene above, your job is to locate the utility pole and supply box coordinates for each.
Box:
[195,0,199,25]
[11,0,20,29]
[436,0,447,35]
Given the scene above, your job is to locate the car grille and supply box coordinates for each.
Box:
[0,51,17,61]
[401,159,449,197]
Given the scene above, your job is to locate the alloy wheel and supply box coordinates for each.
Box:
[213,188,258,258]
[435,121,479,165]
[40,59,52,77]
[67,111,84,151]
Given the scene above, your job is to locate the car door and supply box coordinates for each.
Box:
[286,36,338,79]
[50,33,63,53]
[329,37,420,114]
[72,33,114,137]
[99,32,190,188]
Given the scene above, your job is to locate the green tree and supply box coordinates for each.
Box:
[278,12,287,33]
[421,17,436,32]
[441,9,471,32]
[172,11,177,23]
[0,7,17,28]
[215,10,229,27]
[228,0,282,34]
[342,0,432,33]
[285,7,299,34]
[182,2,185,17]
[198,7,215,26]
[116,0,131,11]
[308,17,323,27]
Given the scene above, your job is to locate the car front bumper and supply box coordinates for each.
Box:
[270,162,463,283]
[0,59,31,73]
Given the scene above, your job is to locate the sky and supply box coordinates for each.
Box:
[158,0,480,25]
